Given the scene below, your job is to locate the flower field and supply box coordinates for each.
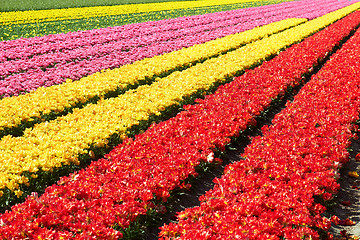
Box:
[1,0,360,239]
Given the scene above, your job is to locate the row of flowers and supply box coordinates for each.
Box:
[2,2,359,206]
[3,0,345,100]
[2,0,354,43]
[0,17,275,76]
[0,0,294,42]
[0,0,303,59]
[0,17,307,207]
[0,3,316,96]
[2,9,360,239]
[0,0,352,42]
[0,12,263,61]
[159,12,360,239]
[1,4,315,72]
[0,18,305,137]
[0,0,266,25]
[299,0,357,19]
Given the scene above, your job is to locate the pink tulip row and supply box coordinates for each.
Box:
[0,1,299,62]
[0,1,348,68]
[298,0,358,19]
[1,9,359,240]
[159,12,360,240]
[0,4,307,78]
[0,0,350,69]
[0,15,296,97]
[0,3,350,98]
[0,0,324,59]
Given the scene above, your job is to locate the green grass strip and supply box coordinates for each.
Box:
[0,0,293,41]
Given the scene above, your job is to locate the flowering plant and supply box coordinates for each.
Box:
[0,17,305,140]
[1,8,360,239]
[0,17,308,205]
[160,11,360,239]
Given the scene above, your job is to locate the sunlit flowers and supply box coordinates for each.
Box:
[1,8,360,238]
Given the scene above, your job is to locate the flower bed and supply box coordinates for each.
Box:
[0,0,296,41]
[1,8,360,239]
[0,5,311,97]
[1,0,358,139]
[0,0,267,25]
[0,0,304,60]
[0,0,352,98]
[0,18,305,137]
[0,0,358,209]
[0,17,306,206]
[0,0,342,61]
[159,11,360,240]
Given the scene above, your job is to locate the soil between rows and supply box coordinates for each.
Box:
[327,135,360,239]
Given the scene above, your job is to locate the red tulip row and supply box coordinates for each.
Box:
[1,10,360,240]
[159,13,360,240]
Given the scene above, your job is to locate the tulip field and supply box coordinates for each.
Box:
[2,0,360,239]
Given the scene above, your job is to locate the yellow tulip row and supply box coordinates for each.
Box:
[0,0,264,26]
[0,18,305,133]
[1,3,359,197]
